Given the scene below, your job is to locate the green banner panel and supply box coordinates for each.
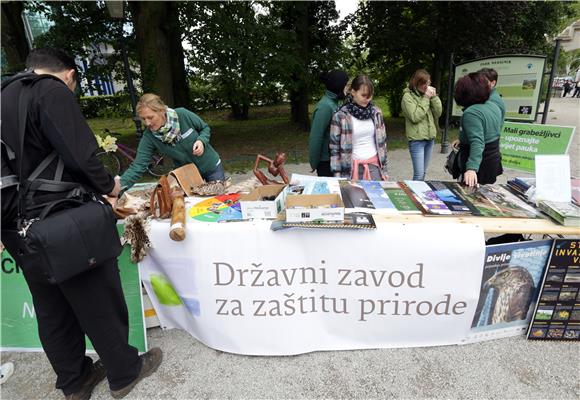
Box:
[500,122,575,172]
[1,225,147,352]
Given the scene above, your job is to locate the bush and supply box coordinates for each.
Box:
[79,94,132,119]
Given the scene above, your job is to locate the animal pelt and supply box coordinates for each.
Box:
[123,211,152,263]
[227,177,261,194]
[189,178,230,196]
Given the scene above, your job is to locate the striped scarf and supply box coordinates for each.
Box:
[152,108,181,144]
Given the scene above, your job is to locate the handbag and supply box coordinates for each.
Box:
[20,197,122,284]
[149,175,173,218]
[445,147,461,179]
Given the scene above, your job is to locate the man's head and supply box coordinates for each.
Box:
[25,48,78,91]
[478,68,498,89]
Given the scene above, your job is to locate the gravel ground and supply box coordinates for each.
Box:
[2,97,579,400]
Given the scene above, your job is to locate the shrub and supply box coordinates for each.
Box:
[79,94,132,119]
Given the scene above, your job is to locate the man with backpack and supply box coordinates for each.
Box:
[1,48,162,399]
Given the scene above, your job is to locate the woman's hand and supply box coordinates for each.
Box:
[192,140,205,156]
[451,139,460,150]
[425,86,436,98]
[463,170,478,187]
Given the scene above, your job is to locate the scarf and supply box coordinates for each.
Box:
[152,108,181,144]
[345,95,374,120]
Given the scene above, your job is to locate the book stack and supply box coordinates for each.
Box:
[537,201,580,227]
[506,177,536,203]
[572,178,579,207]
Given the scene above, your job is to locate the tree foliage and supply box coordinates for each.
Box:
[28,1,122,92]
[353,1,574,117]
[270,1,343,128]
[1,1,29,73]
[181,1,282,119]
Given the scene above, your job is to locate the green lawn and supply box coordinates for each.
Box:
[87,98,457,174]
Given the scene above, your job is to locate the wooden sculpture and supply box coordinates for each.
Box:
[253,153,290,185]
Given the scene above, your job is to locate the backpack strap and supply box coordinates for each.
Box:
[0,139,18,189]
[6,75,85,220]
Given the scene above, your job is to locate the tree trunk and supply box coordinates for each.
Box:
[129,1,188,108]
[281,2,310,130]
[1,2,29,73]
[167,2,189,108]
[230,102,249,120]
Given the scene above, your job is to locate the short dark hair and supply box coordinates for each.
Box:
[350,74,374,97]
[25,48,77,74]
[454,72,490,108]
[408,69,431,92]
[478,68,498,83]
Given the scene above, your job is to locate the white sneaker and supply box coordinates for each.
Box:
[0,362,14,385]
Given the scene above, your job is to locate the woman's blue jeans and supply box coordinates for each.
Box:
[408,139,434,181]
[203,161,226,182]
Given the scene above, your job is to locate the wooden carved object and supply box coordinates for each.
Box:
[253,153,289,185]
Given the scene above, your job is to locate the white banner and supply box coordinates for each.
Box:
[140,220,485,355]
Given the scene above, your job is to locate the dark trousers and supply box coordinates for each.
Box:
[316,161,332,177]
[2,231,141,395]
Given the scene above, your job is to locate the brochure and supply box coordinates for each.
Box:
[527,239,580,341]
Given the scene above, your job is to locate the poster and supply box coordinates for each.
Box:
[527,239,580,341]
[452,55,546,122]
[0,226,147,352]
[500,122,575,172]
[463,240,552,344]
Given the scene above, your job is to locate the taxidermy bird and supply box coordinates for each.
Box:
[483,266,535,324]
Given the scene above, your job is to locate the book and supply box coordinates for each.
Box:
[572,178,580,206]
[356,180,398,214]
[270,212,377,231]
[339,181,375,210]
[379,181,421,214]
[537,201,580,227]
[463,240,553,344]
[401,180,453,215]
[527,239,580,341]
[448,183,540,218]
[428,181,477,214]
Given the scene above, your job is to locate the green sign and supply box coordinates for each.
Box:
[500,122,576,172]
[453,55,546,122]
[0,226,147,352]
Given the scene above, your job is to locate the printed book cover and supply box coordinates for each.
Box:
[463,240,552,344]
[448,183,539,218]
[527,239,580,341]
[428,181,477,214]
[379,181,421,214]
[537,201,580,226]
[401,180,453,215]
[572,177,579,206]
[339,181,375,210]
[357,180,398,213]
[270,212,377,231]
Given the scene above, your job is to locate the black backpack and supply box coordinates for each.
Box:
[1,73,85,228]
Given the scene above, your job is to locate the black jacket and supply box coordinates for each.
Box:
[1,73,114,200]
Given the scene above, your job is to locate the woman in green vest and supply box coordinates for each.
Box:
[453,73,503,187]
[120,93,224,190]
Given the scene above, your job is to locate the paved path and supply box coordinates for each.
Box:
[2,98,579,400]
